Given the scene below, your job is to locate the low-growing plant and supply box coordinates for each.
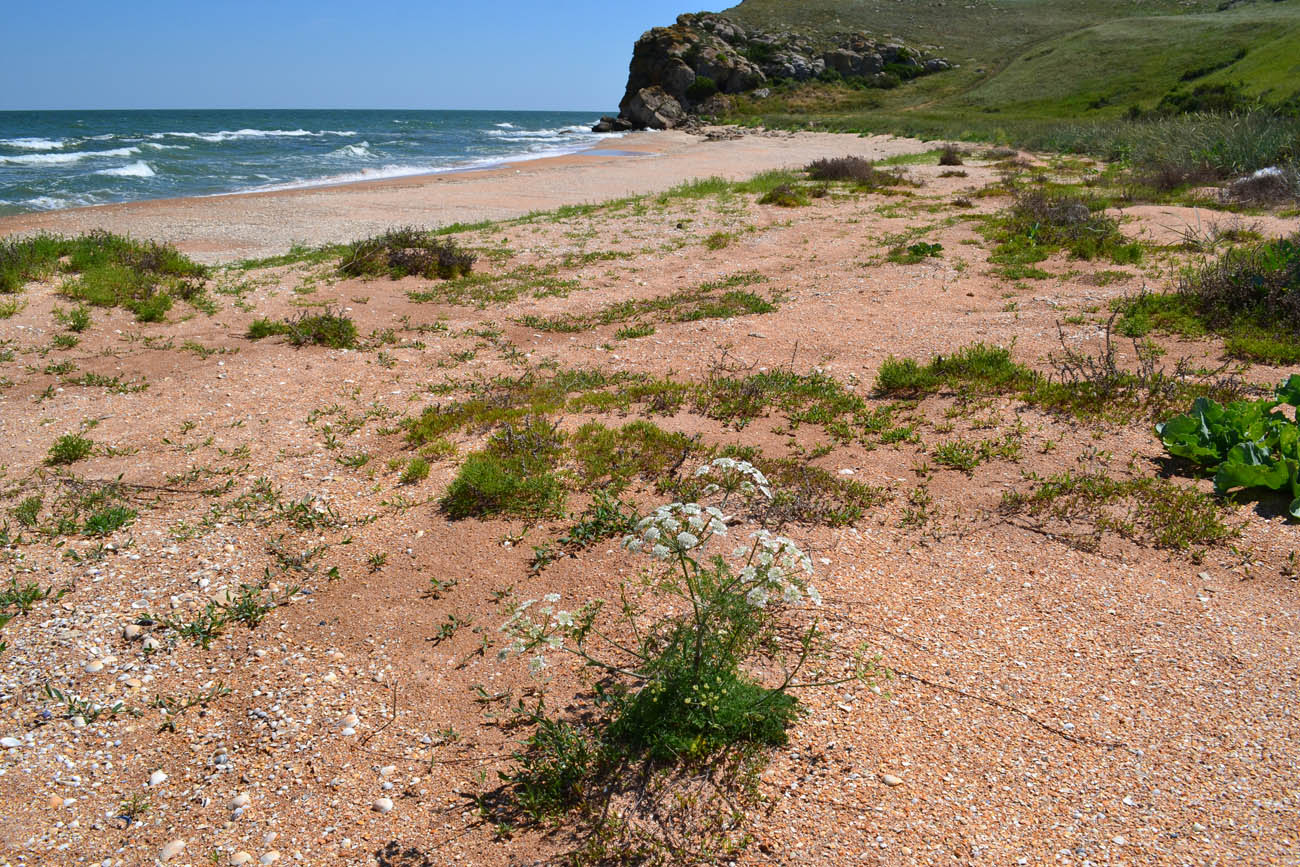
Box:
[246,318,289,340]
[284,309,357,348]
[989,189,1139,266]
[47,433,94,465]
[441,417,566,520]
[1,231,206,307]
[875,342,1035,396]
[1001,470,1236,552]
[400,456,431,484]
[339,227,476,280]
[758,183,809,207]
[82,505,136,536]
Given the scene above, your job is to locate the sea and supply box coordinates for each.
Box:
[0,109,622,216]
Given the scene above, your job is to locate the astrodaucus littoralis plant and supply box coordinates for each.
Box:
[496,457,881,834]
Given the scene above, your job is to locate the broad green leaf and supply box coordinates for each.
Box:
[1277,374,1300,409]
[1213,441,1290,495]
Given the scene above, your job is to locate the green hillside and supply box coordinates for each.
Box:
[721,0,1300,135]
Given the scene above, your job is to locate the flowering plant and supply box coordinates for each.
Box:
[500,458,859,761]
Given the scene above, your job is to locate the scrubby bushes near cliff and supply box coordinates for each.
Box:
[338,227,475,280]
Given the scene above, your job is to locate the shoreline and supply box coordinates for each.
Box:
[0,128,930,263]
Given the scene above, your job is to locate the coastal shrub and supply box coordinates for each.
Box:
[1194,234,1298,326]
[758,183,808,207]
[686,74,719,102]
[805,155,880,184]
[1224,167,1299,205]
[338,227,476,280]
[285,309,357,348]
[938,144,965,166]
[47,434,94,465]
[1155,82,1256,117]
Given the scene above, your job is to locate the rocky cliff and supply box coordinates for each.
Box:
[595,12,952,131]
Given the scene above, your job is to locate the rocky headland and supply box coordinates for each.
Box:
[594,12,952,131]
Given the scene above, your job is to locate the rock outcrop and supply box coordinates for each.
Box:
[599,12,953,131]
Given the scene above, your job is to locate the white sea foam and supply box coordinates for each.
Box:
[95,161,156,178]
[0,146,140,166]
[494,122,517,128]
[147,128,357,143]
[227,132,627,196]
[142,142,189,151]
[330,142,374,158]
[21,193,103,210]
[0,137,67,151]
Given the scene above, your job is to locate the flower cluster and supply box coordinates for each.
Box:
[622,502,728,559]
[498,593,588,674]
[737,530,821,609]
[694,457,773,501]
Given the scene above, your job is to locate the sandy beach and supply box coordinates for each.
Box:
[0,129,931,262]
[1,129,1298,866]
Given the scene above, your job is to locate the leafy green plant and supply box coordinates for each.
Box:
[42,683,124,723]
[82,505,136,536]
[47,433,94,465]
[1157,376,1300,517]
[400,457,430,484]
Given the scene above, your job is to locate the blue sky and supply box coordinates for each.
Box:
[2,1,710,111]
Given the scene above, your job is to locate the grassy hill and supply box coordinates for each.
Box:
[720,0,1300,142]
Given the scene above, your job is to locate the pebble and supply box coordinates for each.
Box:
[84,660,105,673]
[160,840,186,862]
[881,774,904,787]
[231,792,251,810]
[123,624,143,640]
[1193,822,1207,833]
[142,636,161,651]
[372,797,394,814]
[0,737,22,749]
[149,770,168,787]
[259,853,280,865]
[230,854,253,866]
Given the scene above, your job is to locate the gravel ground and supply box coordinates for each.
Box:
[0,139,1297,866]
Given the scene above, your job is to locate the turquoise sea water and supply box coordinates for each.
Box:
[0,109,618,216]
